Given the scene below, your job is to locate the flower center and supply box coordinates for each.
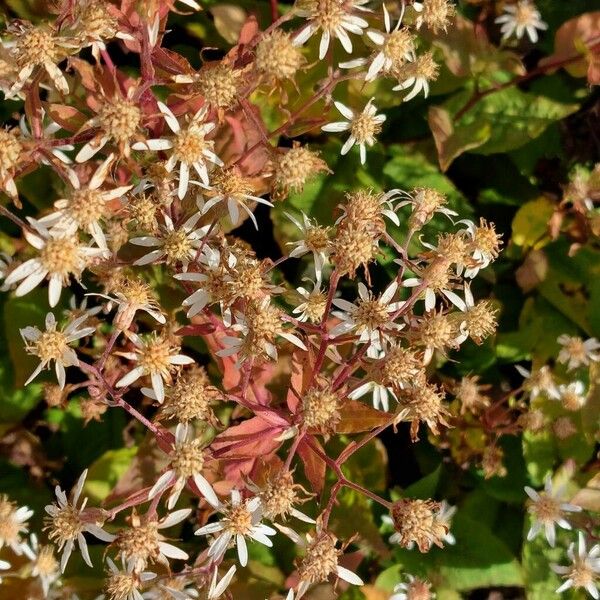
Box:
[68,188,107,227]
[116,521,161,567]
[138,336,176,375]
[298,533,339,584]
[15,26,60,66]
[350,112,382,144]
[174,129,208,165]
[383,29,414,66]
[0,130,22,172]
[530,495,561,524]
[46,505,84,545]
[225,503,253,536]
[172,439,205,479]
[34,545,59,577]
[99,99,141,143]
[34,331,69,362]
[163,230,193,264]
[353,297,391,331]
[39,237,82,277]
[302,387,340,430]
[106,572,140,600]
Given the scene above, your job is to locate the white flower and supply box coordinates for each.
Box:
[495,1,547,43]
[132,102,222,199]
[285,212,332,281]
[199,174,273,230]
[293,279,328,323]
[37,154,132,249]
[552,532,600,598]
[321,99,386,164]
[21,312,95,388]
[174,246,235,318]
[515,364,560,400]
[148,422,219,510]
[331,281,403,346]
[557,334,600,371]
[28,533,60,597]
[195,489,276,567]
[403,268,465,313]
[206,565,237,600]
[293,0,369,60]
[105,557,157,600]
[557,381,587,411]
[4,222,106,307]
[524,475,582,547]
[116,332,194,403]
[44,469,114,572]
[0,496,33,555]
[364,4,414,81]
[349,375,396,412]
[130,212,209,271]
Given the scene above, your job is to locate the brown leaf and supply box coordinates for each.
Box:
[539,12,600,81]
[298,436,327,494]
[571,472,600,512]
[210,4,248,45]
[515,249,548,293]
[337,400,392,434]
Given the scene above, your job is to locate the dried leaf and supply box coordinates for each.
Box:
[210,4,248,45]
[337,400,392,434]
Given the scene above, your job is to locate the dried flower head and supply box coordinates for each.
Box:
[389,498,448,552]
[255,30,305,81]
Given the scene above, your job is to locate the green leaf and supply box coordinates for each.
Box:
[82,446,138,503]
[402,465,442,499]
[511,197,555,249]
[429,87,578,170]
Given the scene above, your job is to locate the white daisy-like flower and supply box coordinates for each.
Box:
[27,533,60,597]
[218,296,307,363]
[349,373,397,412]
[335,188,401,227]
[142,576,199,600]
[37,154,132,249]
[194,489,276,567]
[364,4,414,81]
[148,422,219,510]
[402,268,465,313]
[132,102,222,199]
[174,246,235,318]
[524,475,582,547]
[395,187,458,229]
[104,557,157,600]
[285,212,332,281]
[44,469,114,572]
[4,222,106,307]
[557,381,587,411]
[116,332,194,403]
[130,212,210,271]
[199,170,273,230]
[515,364,560,401]
[331,281,403,346]
[293,279,328,324]
[552,532,600,598]
[21,312,95,388]
[322,99,386,164]
[205,565,237,600]
[557,334,600,371]
[0,495,33,555]
[495,1,547,43]
[293,0,369,60]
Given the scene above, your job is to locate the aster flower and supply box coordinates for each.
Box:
[285,211,332,280]
[199,167,273,229]
[104,557,157,600]
[392,50,439,101]
[495,1,547,43]
[321,99,386,164]
[524,475,582,547]
[364,4,415,81]
[456,218,502,278]
[132,102,222,199]
[293,279,328,323]
[130,212,210,271]
[515,364,559,400]
[402,262,465,313]
[4,222,106,307]
[293,0,369,60]
[194,489,276,567]
[28,533,60,597]
[557,334,600,371]
[331,281,403,345]
[19,112,73,164]
[552,532,600,598]
[412,0,455,34]
[44,469,114,571]
[148,422,219,509]
[557,381,587,411]
[21,312,95,388]
[38,154,132,249]
[395,187,457,231]
[109,509,191,572]
[219,297,307,363]
[0,495,34,555]
[116,332,194,403]
[174,246,235,318]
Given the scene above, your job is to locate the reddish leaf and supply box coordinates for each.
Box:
[337,400,392,434]
[298,436,326,494]
[46,103,89,132]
